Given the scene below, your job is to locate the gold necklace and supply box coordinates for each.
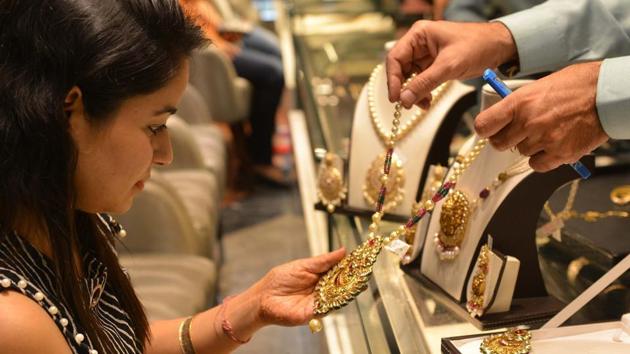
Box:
[312,139,487,320]
[309,66,488,329]
[400,165,448,263]
[467,244,490,318]
[544,180,630,223]
[317,153,347,213]
[480,328,532,354]
[435,157,531,260]
[362,64,451,212]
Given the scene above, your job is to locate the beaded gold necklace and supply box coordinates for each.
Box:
[363,64,451,212]
[308,71,488,332]
[434,157,531,260]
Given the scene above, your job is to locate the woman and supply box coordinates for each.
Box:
[0,1,343,353]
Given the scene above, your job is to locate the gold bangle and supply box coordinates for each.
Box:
[178,316,197,354]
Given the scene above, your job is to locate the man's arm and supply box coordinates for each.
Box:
[597,56,630,139]
[497,0,630,75]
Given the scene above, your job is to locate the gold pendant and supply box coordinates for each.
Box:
[480,328,532,354]
[317,153,347,213]
[434,189,472,260]
[610,185,630,206]
[363,152,405,212]
[466,244,490,318]
[313,235,385,316]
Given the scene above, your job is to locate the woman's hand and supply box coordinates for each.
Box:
[249,248,346,326]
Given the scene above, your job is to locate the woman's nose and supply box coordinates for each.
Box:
[152,130,173,166]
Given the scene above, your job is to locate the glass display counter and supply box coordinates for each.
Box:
[279,2,630,353]
[283,6,490,353]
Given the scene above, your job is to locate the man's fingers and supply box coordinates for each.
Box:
[474,97,516,138]
[386,56,404,103]
[529,151,563,172]
[386,21,431,102]
[516,137,543,157]
[302,248,346,274]
[488,121,528,151]
[400,63,447,108]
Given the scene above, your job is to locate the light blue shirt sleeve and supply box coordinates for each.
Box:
[597,57,630,139]
[497,0,630,139]
[444,0,542,23]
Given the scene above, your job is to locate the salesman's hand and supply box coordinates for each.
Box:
[250,248,346,326]
[475,61,609,172]
[387,20,517,108]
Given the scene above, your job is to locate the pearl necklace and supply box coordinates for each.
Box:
[367,64,450,145]
[363,64,451,212]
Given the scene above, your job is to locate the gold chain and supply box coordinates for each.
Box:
[311,71,487,322]
[367,64,450,145]
[544,180,630,223]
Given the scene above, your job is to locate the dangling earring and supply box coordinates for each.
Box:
[99,213,127,239]
[317,153,347,213]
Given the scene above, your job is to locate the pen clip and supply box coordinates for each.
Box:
[483,69,512,98]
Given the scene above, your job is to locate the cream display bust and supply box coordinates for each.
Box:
[347,64,474,217]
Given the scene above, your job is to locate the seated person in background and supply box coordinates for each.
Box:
[181,0,290,186]
[0,1,342,353]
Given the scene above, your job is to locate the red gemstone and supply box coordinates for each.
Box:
[368,239,375,246]
[479,188,490,199]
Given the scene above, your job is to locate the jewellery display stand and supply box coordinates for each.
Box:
[402,81,596,329]
[342,66,475,219]
[465,247,520,315]
[442,253,630,353]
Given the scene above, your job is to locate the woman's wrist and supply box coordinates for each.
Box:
[219,286,266,341]
[223,288,265,342]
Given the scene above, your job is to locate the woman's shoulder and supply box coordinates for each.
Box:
[0,290,72,354]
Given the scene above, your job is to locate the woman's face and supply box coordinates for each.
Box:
[69,60,190,214]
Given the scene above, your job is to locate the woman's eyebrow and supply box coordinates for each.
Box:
[153,105,177,116]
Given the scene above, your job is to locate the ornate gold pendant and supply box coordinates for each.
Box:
[434,189,472,260]
[466,244,490,318]
[480,328,532,354]
[317,153,347,213]
[313,235,385,316]
[363,152,405,212]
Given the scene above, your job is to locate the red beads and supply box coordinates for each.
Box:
[479,188,490,199]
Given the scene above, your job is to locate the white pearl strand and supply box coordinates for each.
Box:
[0,275,97,353]
[367,64,451,145]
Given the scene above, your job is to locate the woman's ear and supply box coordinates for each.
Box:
[65,86,90,143]
[64,86,83,116]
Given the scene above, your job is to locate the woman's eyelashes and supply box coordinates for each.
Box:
[147,124,168,136]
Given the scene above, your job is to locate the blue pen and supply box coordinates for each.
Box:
[482,69,591,179]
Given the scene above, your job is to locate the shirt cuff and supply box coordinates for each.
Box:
[597,57,630,140]
[495,3,569,75]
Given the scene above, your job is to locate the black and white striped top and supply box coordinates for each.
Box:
[0,230,143,354]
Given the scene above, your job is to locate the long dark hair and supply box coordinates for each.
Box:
[0,0,205,352]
